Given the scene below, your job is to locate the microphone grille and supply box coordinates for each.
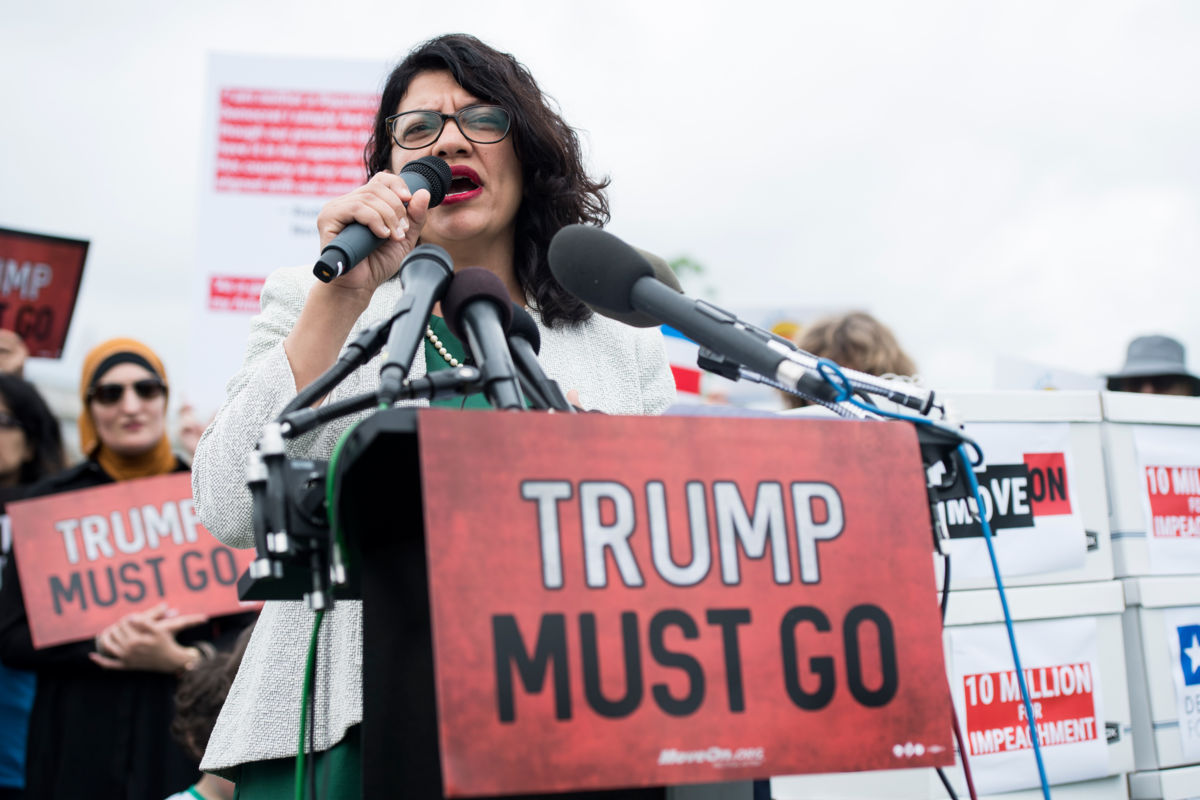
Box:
[401,156,452,207]
[441,267,514,342]
[509,303,542,354]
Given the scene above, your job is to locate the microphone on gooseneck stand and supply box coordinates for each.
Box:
[441,268,525,410]
[508,304,573,412]
[376,244,455,406]
[313,156,453,283]
[548,224,814,395]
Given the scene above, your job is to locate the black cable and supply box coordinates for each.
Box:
[308,626,318,799]
[934,553,961,799]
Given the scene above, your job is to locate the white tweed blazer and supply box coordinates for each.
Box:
[194,264,675,772]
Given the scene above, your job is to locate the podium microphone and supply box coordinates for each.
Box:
[313,156,453,283]
[508,304,573,411]
[442,268,525,410]
[548,225,811,394]
[376,244,456,405]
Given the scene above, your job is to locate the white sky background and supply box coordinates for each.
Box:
[3,0,1199,403]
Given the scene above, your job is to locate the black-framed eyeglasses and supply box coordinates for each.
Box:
[88,379,167,406]
[0,412,25,431]
[386,104,512,150]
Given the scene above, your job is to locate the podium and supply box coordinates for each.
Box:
[323,408,954,798]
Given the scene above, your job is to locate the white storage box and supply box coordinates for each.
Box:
[1123,577,1200,771]
[772,581,1133,799]
[1129,763,1200,799]
[931,391,1113,590]
[1100,392,1200,577]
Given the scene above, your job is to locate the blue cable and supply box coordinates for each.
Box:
[815,359,1053,800]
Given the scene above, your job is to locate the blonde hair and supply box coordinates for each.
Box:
[782,312,916,409]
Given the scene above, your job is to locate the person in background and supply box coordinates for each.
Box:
[0,338,254,800]
[1106,334,1200,397]
[781,310,917,410]
[0,374,65,800]
[0,332,29,379]
[163,622,256,800]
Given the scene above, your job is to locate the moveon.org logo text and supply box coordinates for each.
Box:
[657,746,765,768]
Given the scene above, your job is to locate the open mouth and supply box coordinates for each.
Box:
[448,176,480,195]
[444,166,483,203]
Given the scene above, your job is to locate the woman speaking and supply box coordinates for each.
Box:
[193,33,674,797]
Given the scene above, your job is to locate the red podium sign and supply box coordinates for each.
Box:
[0,227,88,358]
[418,410,954,796]
[8,473,259,648]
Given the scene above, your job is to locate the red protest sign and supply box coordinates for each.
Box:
[1145,465,1200,537]
[417,410,954,796]
[963,663,1100,756]
[0,227,88,358]
[7,473,258,649]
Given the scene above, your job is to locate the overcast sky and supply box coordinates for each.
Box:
[3,0,1199,406]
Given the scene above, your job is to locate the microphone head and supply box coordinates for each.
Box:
[441,267,514,343]
[400,156,452,208]
[508,303,542,354]
[549,225,680,326]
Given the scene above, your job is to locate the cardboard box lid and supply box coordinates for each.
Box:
[940,390,1103,423]
[943,580,1124,626]
[1102,392,1200,425]
[1123,576,1200,609]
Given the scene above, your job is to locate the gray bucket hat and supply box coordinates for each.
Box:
[1106,335,1200,394]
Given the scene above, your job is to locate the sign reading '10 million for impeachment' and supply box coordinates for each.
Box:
[417,410,955,796]
[8,473,258,649]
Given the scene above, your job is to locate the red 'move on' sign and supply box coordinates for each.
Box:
[417,410,954,796]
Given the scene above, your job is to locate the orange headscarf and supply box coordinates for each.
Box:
[79,338,177,481]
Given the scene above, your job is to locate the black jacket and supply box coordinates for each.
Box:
[0,459,253,800]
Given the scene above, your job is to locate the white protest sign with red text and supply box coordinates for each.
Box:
[7,473,258,649]
[931,422,1086,581]
[1135,426,1200,574]
[187,53,386,417]
[417,410,953,796]
[0,227,88,358]
[948,618,1108,793]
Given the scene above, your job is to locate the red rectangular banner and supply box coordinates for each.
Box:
[1145,465,1200,537]
[963,663,1099,755]
[0,227,88,358]
[7,473,259,648]
[417,410,954,796]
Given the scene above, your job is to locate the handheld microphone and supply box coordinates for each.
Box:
[548,225,811,393]
[508,304,572,412]
[313,156,453,283]
[441,268,525,410]
[376,244,455,405]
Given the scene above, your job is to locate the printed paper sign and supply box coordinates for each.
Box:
[1134,426,1200,574]
[186,53,386,418]
[930,422,1087,581]
[418,410,954,796]
[1163,607,1200,760]
[947,618,1108,793]
[0,227,88,358]
[7,473,258,648]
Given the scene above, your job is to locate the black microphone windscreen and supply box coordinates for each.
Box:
[548,225,654,314]
[441,267,514,342]
[401,156,453,208]
[508,303,541,354]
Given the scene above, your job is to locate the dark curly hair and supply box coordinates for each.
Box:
[365,33,609,328]
[171,623,255,761]
[0,374,65,486]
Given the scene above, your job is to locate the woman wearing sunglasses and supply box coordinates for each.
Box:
[0,339,254,800]
[193,33,673,799]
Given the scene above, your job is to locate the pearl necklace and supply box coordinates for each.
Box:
[425,325,461,367]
